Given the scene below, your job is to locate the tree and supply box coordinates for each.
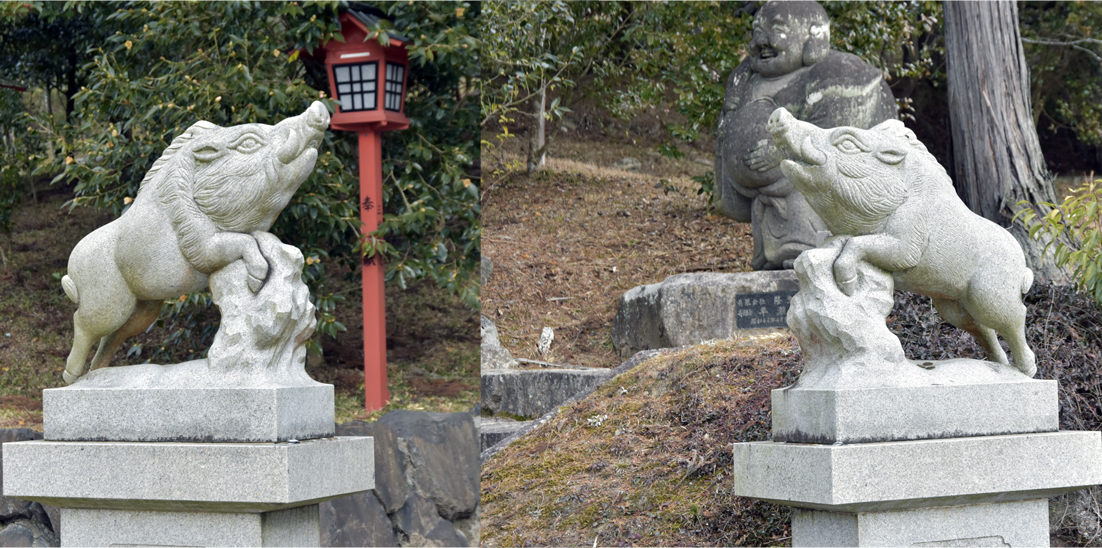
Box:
[943,1,1066,282]
[481,1,633,174]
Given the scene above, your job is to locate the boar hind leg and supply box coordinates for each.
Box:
[87,300,164,372]
[960,278,1036,378]
[931,297,1009,366]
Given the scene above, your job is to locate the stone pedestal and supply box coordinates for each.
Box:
[734,383,1102,547]
[5,382,371,547]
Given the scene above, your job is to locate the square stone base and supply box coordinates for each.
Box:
[793,499,1048,547]
[772,375,1057,444]
[43,384,334,442]
[3,437,372,512]
[733,431,1102,512]
[61,505,320,547]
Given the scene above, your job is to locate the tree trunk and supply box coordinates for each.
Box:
[944,1,1067,283]
[526,85,546,174]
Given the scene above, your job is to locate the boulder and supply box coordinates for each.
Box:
[481,369,613,419]
[320,491,399,547]
[392,493,467,547]
[481,316,516,370]
[377,411,479,521]
[335,421,409,514]
[611,271,799,357]
[0,518,57,547]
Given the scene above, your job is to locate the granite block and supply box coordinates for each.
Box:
[60,505,319,547]
[772,377,1058,444]
[732,431,1102,512]
[792,499,1049,547]
[43,384,334,442]
[3,437,372,512]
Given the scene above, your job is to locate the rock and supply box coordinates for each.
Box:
[611,271,799,357]
[480,317,516,370]
[377,411,479,521]
[480,418,532,452]
[453,504,480,547]
[614,157,641,171]
[785,246,910,389]
[481,369,613,418]
[320,491,399,547]
[335,421,409,514]
[481,257,493,286]
[392,493,467,548]
[0,518,57,547]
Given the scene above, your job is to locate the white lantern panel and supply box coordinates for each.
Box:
[332,61,378,112]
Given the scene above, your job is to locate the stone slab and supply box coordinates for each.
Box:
[792,499,1049,547]
[43,384,334,442]
[732,431,1102,512]
[481,369,613,419]
[3,437,372,513]
[611,271,799,357]
[60,505,319,547]
[772,376,1058,444]
[480,418,532,452]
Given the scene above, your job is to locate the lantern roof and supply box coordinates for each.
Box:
[339,4,410,46]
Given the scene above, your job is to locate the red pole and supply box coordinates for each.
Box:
[359,130,389,411]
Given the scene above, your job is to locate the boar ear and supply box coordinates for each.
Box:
[875,146,907,165]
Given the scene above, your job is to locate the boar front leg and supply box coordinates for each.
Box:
[203,232,270,292]
[834,234,920,296]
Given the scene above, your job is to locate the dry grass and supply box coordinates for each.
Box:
[481,336,801,547]
[482,130,753,368]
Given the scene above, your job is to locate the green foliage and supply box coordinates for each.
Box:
[1017,181,1102,304]
[1020,2,1102,147]
[480,2,631,152]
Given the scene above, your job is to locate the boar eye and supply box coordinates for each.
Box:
[229,133,266,154]
[832,135,869,154]
[234,137,262,154]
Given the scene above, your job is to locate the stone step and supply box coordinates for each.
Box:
[481,368,614,419]
[479,418,533,453]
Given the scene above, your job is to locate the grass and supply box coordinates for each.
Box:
[0,183,478,429]
[481,336,800,547]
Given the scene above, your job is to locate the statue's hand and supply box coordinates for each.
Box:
[745,139,782,172]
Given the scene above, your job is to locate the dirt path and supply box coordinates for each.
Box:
[482,127,754,368]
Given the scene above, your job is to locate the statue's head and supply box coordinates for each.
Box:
[749,1,831,77]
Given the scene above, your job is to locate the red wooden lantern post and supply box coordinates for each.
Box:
[317,9,410,411]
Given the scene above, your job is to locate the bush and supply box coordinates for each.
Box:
[1017,179,1102,304]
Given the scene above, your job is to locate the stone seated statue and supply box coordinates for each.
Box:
[715,0,897,270]
[60,101,331,386]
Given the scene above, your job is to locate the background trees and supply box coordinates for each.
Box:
[1,1,479,355]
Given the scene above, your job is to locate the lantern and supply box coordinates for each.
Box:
[312,6,410,411]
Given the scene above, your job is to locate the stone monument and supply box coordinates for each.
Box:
[4,103,375,547]
[731,109,1102,546]
[714,0,897,270]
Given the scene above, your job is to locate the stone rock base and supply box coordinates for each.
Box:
[772,371,1057,444]
[43,380,334,443]
[611,271,798,357]
[793,499,1048,547]
[61,506,320,547]
[481,369,612,418]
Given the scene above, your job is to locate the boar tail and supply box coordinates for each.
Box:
[1021,268,1034,295]
[62,275,79,305]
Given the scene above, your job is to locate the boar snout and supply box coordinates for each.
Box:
[769,107,826,167]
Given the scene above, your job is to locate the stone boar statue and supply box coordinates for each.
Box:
[767,107,1036,377]
[61,101,330,384]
